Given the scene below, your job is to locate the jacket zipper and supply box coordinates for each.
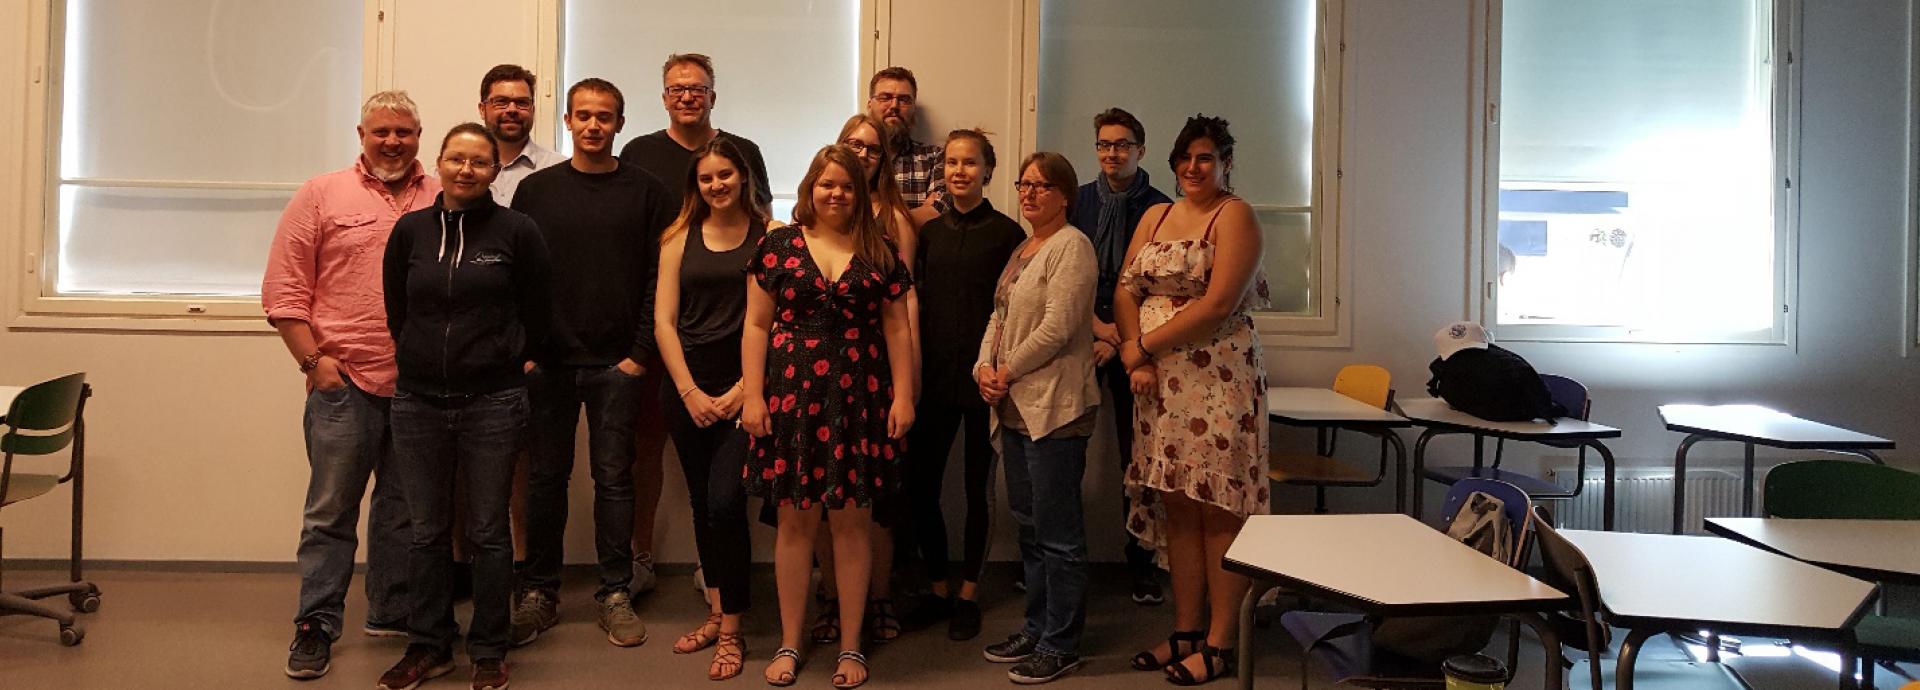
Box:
[442,214,456,390]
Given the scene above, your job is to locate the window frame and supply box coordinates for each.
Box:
[1476,0,1801,346]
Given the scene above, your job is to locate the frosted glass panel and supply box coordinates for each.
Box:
[563,0,859,202]
[61,0,363,182]
[57,186,288,296]
[1036,0,1314,208]
[1258,211,1314,315]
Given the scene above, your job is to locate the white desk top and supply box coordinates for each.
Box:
[1397,397,1620,439]
[1266,387,1409,425]
[1224,513,1566,614]
[1562,530,1875,634]
[0,386,21,422]
[1705,517,1920,584]
[1658,404,1892,449]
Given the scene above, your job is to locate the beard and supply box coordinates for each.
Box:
[369,157,412,183]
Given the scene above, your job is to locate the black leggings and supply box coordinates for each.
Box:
[660,379,753,614]
[1102,361,1155,572]
[906,400,996,584]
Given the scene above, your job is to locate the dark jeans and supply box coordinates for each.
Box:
[391,387,526,660]
[1102,361,1155,573]
[294,377,409,638]
[523,364,641,599]
[905,399,996,584]
[661,380,753,614]
[1002,431,1090,657]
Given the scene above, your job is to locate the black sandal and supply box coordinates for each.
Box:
[765,647,802,687]
[1164,645,1236,686]
[1132,630,1206,671]
[811,599,841,644]
[866,599,901,644]
[831,650,870,689]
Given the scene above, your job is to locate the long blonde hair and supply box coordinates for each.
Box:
[836,113,910,243]
[793,145,897,274]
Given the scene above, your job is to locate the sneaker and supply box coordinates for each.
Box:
[1009,652,1082,684]
[599,591,648,647]
[983,632,1037,663]
[1130,571,1165,606]
[471,657,509,690]
[949,598,983,641]
[375,644,454,690]
[285,620,332,679]
[509,589,558,648]
[631,552,658,595]
[364,620,409,638]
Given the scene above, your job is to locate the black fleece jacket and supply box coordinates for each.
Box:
[384,193,553,397]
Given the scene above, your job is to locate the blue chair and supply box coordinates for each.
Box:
[1279,480,1534,688]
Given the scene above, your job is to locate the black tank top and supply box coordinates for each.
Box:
[678,220,763,346]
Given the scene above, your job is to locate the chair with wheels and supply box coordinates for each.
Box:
[0,373,99,646]
[1269,364,1397,514]
[1763,459,1920,688]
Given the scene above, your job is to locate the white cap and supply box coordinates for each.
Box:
[1434,321,1491,361]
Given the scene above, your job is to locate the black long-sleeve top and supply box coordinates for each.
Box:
[510,161,675,367]
[383,193,552,397]
[915,198,1027,408]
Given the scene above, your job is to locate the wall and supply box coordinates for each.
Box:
[0,0,1913,564]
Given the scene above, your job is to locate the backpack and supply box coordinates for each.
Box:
[1362,492,1514,662]
[1425,344,1566,422]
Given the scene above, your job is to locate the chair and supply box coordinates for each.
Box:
[1762,459,1920,688]
[1269,365,1396,513]
[1529,505,1612,690]
[1423,374,1602,515]
[1279,480,1534,688]
[0,373,99,646]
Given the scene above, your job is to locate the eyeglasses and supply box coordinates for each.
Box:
[1094,139,1139,153]
[665,85,712,98]
[484,97,533,111]
[1013,181,1057,195]
[443,155,497,172]
[869,92,916,107]
[840,139,878,157]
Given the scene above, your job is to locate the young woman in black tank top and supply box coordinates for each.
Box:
[653,139,769,681]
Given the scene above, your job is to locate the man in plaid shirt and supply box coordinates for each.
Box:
[867,66,947,214]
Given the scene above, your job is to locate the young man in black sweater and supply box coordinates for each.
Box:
[508,78,675,649]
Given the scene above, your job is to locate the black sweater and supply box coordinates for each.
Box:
[619,129,774,212]
[914,198,1027,408]
[384,194,552,397]
[510,161,675,366]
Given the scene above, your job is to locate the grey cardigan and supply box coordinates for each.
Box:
[974,224,1101,438]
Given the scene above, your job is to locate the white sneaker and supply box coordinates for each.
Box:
[631,552,657,595]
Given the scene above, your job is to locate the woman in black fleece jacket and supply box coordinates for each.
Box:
[376,122,551,690]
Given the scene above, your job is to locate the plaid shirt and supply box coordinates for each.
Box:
[891,137,946,209]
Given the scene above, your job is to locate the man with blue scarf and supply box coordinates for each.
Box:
[1067,107,1171,607]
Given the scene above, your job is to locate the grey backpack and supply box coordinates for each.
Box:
[1365,492,1513,662]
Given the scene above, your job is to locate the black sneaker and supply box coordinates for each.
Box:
[1009,652,1082,684]
[949,598,983,641]
[983,632,1037,663]
[1130,571,1165,606]
[900,592,952,631]
[285,620,332,679]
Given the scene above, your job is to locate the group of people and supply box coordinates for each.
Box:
[263,55,1271,690]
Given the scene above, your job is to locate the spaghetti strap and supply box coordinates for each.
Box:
[1201,196,1238,242]
[1144,204,1174,242]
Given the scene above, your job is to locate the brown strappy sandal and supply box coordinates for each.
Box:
[708,631,745,681]
[675,612,722,654]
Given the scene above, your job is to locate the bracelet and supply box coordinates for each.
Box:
[298,351,324,373]
[679,385,700,399]
[1131,338,1154,362]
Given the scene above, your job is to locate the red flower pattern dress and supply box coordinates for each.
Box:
[743,225,913,510]
[1120,199,1271,567]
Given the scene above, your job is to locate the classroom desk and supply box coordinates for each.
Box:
[1660,404,1893,534]
[1265,387,1413,513]
[1399,398,1623,530]
[1225,513,1569,690]
[1705,518,1920,586]
[1562,529,1879,690]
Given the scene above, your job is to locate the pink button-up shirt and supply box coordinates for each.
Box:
[263,156,440,397]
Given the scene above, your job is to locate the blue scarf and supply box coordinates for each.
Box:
[1094,169,1155,278]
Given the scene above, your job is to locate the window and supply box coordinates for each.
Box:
[47,1,363,301]
[1036,0,1342,337]
[560,0,862,222]
[1493,0,1792,343]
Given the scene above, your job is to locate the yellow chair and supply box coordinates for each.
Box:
[1268,364,1395,513]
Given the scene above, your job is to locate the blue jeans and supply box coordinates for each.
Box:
[1002,431,1090,657]
[294,377,409,638]
[391,387,526,660]
[523,364,641,599]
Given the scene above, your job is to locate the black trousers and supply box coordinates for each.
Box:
[1101,361,1155,573]
[905,398,996,583]
[660,343,753,614]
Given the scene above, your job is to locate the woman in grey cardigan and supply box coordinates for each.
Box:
[973,152,1099,684]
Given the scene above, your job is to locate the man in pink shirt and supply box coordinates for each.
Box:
[263,90,440,681]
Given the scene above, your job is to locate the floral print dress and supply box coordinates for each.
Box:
[743,225,913,510]
[1120,200,1271,567]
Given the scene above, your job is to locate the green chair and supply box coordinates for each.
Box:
[0,373,99,646]
[1763,459,1920,687]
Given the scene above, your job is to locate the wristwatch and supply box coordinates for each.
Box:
[298,351,324,373]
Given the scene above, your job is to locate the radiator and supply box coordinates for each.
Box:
[1544,467,1747,534]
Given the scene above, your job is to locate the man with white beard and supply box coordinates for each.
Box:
[263,90,440,679]
[481,64,565,205]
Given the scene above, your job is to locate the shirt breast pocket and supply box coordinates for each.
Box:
[329,212,382,255]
